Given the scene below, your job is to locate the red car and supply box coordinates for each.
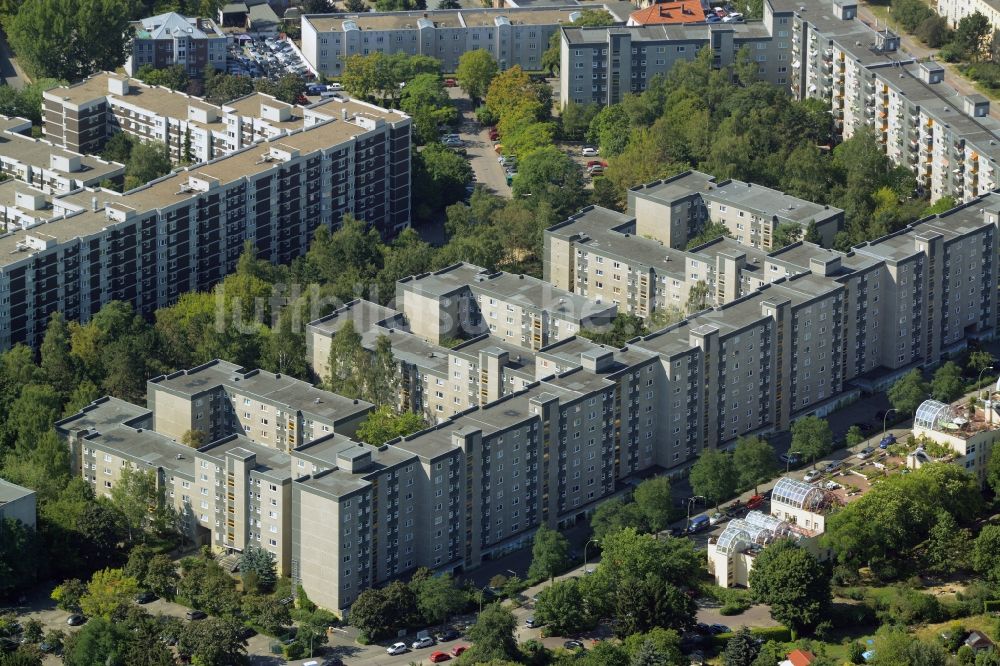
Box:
[488,127,499,141]
[586,160,608,168]
[451,645,468,657]
[745,493,766,510]
[430,651,451,662]
[444,78,457,87]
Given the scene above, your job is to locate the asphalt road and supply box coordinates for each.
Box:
[445,86,512,196]
[0,32,27,89]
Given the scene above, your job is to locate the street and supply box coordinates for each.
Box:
[445,86,512,196]
[0,32,27,89]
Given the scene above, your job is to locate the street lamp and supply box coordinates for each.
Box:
[882,408,898,439]
[979,364,996,401]
[583,538,599,574]
[686,495,707,531]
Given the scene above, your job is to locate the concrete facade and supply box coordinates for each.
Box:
[0,478,36,529]
[301,5,629,76]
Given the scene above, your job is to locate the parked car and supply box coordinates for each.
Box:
[488,127,499,141]
[587,164,604,175]
[135,591,156,604]
[709,624,731,634]
[879,433,896,449]
[581,147,599,157]
[505,171,517,186]
[804,469,822,483]
[709,512,724,526]
[436,628,459,642]
[779,452,802,465]
[724,499,745,517]
[66,614,87,626]
[430,651,451,662]
[823,460,842,473]
[328,83,343,91]
[745,493,766,510]
[387,642,409,655]
[321,658,345,666]
[564,640,585,650]
[413,636,436,649]
[856,446,875,460]
[498,155,516,167]
[525,617,541,628]
[444,78,457,87]
[451,645,469,657]
[688,514,710,533]
[185,610,207,621]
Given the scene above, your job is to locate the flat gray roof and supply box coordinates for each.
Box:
[85,424,196,478]
[0,478,34,505]
[200,435,293,481]
[56,395,152,434]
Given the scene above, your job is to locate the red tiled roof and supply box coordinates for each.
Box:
[628,0,705,25]
[788,650,816,666]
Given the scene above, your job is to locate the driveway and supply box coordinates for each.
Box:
[0,32,27,89]
[445,86,511,196]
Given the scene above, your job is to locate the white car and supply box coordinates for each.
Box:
[581,147,599,157]
[412,636,435,649]
[387,642,409,655]
[804,469,822,483]
[328,83,344,91]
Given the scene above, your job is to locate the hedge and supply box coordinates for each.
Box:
[713,625,792,647]
[985,600,1000,614]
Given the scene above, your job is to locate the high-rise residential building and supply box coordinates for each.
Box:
[300,5,629,77]
[0,103,410,350]
[125,12,228,78]
[559,0,1000,203]
[55,177,999,613]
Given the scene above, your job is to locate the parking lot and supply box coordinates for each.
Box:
[229,35,313,82]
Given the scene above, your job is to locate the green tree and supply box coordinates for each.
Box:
[889,368,928,415]
[587,104,632,157]
[79,568,140,620]
[412,573,465,625]
[686,222,732,250]
[238,545,277,593]
[972,524,1000,584]
[51,578,86,612]
[124,140,172,190]
[686,281,710,313]
[367,335,400,407]
[484,66,550,124]
[630,639,668,666]
[143,555,179,599]
[723,627,763,666]
[803,220,823,244]
[632,476,674,534]
[968,349,996,374]
[136,64,189,91]
[0,517,40,596]
[622,629,683,665]
[4,0,132,81]
[930,361,965,403]
[534,578,590,636]
[790,415,833,467]
[203,71,254,105]
[348,587,393,640]
[355,406,426,445]
[324,320,367,398]
[748,540,830,635]
[412,142,472,222]
[175,554,241,617]
[511,146,586,218]
[109,467,171,542]
[732,436,777,493]
[456,49,498,103]
[869,626,947,666]
[464,603,519,663]
[987,443,1000,495]
[399,72,456,145]
[771,222,803,249]
[39,311,75,394]
[560,101,599,141]
[590,496,646,541]
[241,594,291,635]
[924,510,971,574]
[845,425,865,447]
[527,524,570,581]
[891,0,935,32]
[954,11,991,61]
[579,312,649,347]
[689,449,738,508]
[176,617,248,666]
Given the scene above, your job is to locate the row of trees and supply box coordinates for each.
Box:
[889,350,996,416]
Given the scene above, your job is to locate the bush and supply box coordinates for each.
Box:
[832,565,860,586]
[720,602,747,615]
[713,625,792,648]
[475,105,498,126]
[282,641,305,660]
[877,588,944,625]
[849,641,865,664]
[984,599,1000,613]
